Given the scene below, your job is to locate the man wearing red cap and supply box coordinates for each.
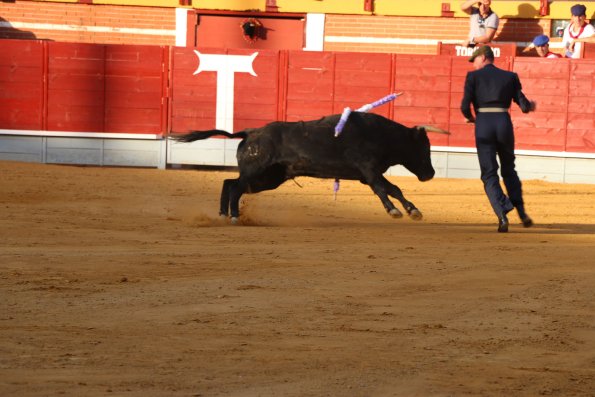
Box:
[461,46,536,232]
[563,4,595,58]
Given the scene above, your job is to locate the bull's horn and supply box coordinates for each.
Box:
[416,125,451,135]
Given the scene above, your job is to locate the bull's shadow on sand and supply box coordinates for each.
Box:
[214,213,595,235]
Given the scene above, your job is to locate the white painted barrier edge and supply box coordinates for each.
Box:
[0,129,162,140]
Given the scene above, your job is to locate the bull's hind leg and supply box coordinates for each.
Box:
[381,176,423,220]
[228,165,287,224]
[219,178,237,218]
[228,179,249,223]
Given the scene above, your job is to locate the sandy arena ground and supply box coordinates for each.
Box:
[1,159,594,396]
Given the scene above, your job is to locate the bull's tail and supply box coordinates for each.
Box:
[171,129,247,143]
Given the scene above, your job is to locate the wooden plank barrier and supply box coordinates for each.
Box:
[0,39,168,135]
[0,40,44,130]
[1,38,594,155]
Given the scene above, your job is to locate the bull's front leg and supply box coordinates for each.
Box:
[381,176,422,220]
[366,178,403,219]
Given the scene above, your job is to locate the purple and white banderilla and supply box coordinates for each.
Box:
[334,92,402,137]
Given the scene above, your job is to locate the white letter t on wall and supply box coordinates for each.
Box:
[193,51,258,133]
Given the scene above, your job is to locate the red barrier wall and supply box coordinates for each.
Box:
[0,40,169,134]
[0,40,44,130]
[2,39,595,153]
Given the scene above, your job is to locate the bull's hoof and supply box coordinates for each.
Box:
[230,217,240,225]
[389,208,403,218]
[409,209,423,221]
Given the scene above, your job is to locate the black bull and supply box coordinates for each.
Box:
[172,112,449,223]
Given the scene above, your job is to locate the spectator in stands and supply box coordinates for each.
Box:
[532,34,562,58]
[460,46,536,233]
[461,0,499,48]
[563,4,595,58]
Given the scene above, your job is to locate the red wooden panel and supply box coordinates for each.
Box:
[446,113,476,148]
[0,99,43,130]
[105,45,164,76]
[334,52,392,91]
[394,55,451,145]
[569,96,595,114]
[47,42,105,132]
[104,45,166,133]
[568,61,595,102]
[105,87,162,109]
[105,108,162,133]
[172,77,217,102]
[396,91,450,109]
[515,127,566,152]
[285,51,334,120]
[449,91,464,108]
[234,49,280,130]
[0,65,41,84]
[171,118,217,133]
[0,39,43,66]
[395,55,452,73]
[105,75,162,94]
[567,112,595,130]
[520,77,569,96]
[451,57,475,77]
[394,58,451,92]
[48,73,105,91]
[286,100,333,122]
[428,134,449,148]
[286,51,334,101]
[47,89,105,107]
[50,43,105,59]
[394,57,451,112]
[567,97,595,151]
[566,129,595,152]
[0,81,43,101]
[512,58,570,78]
[395,107,449,126]
[332,52,393,116]
[334,70,391,89]
[0,39,44,129]
[449,75,468,95]
[46,103,104,132]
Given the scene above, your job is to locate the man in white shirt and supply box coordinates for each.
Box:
[562,4,595,58]
[461,0,499,48]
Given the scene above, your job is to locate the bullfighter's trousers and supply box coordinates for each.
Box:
[474,112,523,217]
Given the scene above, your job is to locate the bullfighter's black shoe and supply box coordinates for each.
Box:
[516,205,533,228]
[520,215,533,228]
[497,214,509,233]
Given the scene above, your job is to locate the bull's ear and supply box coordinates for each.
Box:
[416,125,450,135]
